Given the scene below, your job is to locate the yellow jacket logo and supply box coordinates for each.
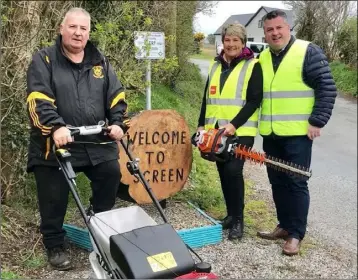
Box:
[93,66,104,78]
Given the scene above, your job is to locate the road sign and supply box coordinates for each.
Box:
[134,31,165,60]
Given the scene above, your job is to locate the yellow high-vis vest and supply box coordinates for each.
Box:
[204,58,259,137]
[259,39,314,136]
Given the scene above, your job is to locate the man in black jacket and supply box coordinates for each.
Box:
[26,7,129,270]
[256,10,337,255]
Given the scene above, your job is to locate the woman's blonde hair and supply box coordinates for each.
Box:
[221,23,247,45]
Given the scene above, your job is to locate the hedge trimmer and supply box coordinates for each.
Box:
[192,128,312,179]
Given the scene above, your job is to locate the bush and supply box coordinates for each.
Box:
[336,17,357,68]
[330,61,357,97]
[172,61,204,103]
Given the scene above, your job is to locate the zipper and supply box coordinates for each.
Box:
[77,69,83,124]
[269,53,283,137]
[269,74,275,136]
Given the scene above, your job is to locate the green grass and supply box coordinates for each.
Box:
[21,252,47,269]
[0,269,21,279]
[330,61,357,97]
[190,45,216,61]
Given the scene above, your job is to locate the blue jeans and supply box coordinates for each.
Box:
[263,135,313,240]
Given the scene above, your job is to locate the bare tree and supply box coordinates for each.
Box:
[284,1,353,60]
[195,1,219,16]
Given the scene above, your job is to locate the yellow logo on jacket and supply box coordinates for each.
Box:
[93,66,104,78]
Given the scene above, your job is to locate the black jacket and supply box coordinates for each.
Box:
[198,48,263,130]
[26,35,129,171]
[259,36,337,130]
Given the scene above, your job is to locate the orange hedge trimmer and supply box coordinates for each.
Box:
[191,128,312,179]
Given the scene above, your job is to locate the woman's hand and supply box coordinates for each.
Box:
[220,123,236,136]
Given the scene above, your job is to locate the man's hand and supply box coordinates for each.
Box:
[107,124,124,141]
[53,127,72,148]
[307,124,321,140]
[220,123,236,136]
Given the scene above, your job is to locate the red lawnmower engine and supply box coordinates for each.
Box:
[176,271,218,279]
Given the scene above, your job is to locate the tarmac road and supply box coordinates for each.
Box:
[191,57,357,253]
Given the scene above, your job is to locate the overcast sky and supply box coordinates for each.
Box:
[194,1,288,35]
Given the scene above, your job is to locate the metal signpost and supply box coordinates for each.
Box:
[134,31,165,110]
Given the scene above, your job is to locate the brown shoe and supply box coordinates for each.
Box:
[257,226,289,240]
[282,237,301,256]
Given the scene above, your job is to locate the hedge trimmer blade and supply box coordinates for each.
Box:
[234,144,312,179]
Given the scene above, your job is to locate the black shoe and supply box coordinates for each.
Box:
[228,220,243,240]
[47,246,72,271]
[220,216,233,230]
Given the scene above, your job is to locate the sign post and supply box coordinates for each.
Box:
[146,60,151,110]
[134,31,165,110]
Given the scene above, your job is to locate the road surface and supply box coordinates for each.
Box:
[190,58,357,253]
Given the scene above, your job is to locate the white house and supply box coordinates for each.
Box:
[214,6,296,48]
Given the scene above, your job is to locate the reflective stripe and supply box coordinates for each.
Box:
[205,118,258,128]
[205,117,216,125]
[261,114,311,121]
[263,90,314,99]
[208,62,220,82]
[207,98,246,106]
[235,59,252,99]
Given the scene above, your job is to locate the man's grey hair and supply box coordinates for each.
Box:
[61,7,91,29]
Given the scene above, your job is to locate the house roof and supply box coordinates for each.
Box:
[246,6,295,28]
[214,13,254,35]
[214,6,295,35]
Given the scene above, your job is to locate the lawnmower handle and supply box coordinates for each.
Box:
[69,126,109,136]
[67,121,109,136]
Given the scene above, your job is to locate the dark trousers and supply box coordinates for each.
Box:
[216,136,254,221]
[33,160,121,249]
[263,136,313,240]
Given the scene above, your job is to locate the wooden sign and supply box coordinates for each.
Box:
[118,109,192,204]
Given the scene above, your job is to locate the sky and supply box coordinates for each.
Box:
[194,1,288,35]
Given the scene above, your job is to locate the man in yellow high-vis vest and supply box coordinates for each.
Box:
[256,10,337,255]
[196,23,263,240]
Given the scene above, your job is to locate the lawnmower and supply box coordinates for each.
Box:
[54,121,218,279]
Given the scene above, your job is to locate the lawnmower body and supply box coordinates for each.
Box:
[88,206,157,279]
[87,206,198,279]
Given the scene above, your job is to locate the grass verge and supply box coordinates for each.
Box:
[330,61,357,97]
[190,45,216,61]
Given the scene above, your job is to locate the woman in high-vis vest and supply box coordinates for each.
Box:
[197,23,263,240]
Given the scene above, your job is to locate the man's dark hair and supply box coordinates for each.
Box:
[262,9,288,22]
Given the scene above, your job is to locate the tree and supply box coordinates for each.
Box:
[207,34,215,45]
[195,1,219,16]
[336,16,357,67]
[284,1,354,61]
